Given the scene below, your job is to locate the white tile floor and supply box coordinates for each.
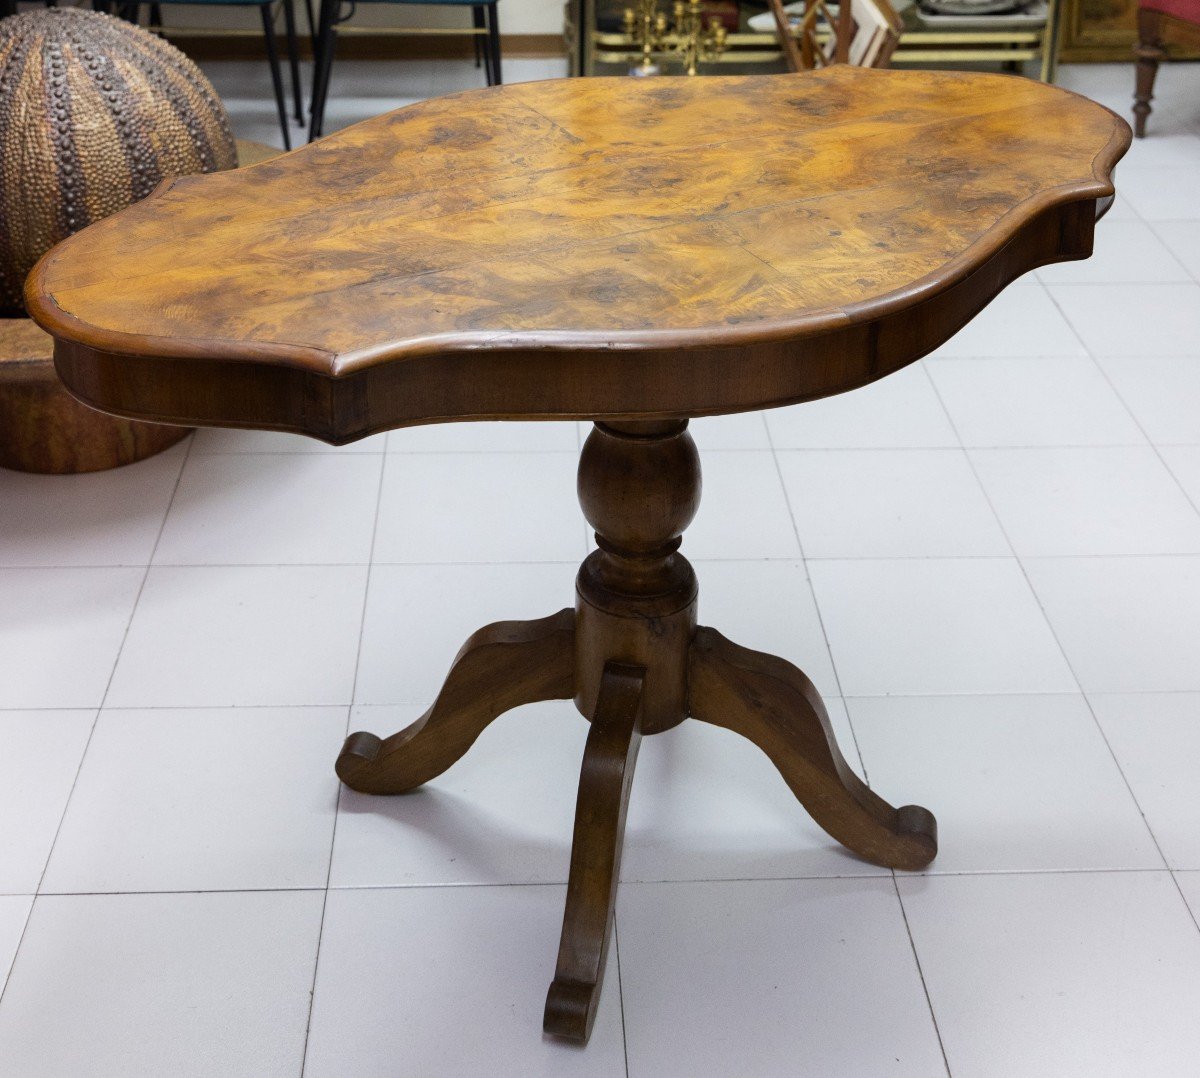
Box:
[3,59,1200,1078]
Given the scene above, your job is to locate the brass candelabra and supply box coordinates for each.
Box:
[621,0,728,76]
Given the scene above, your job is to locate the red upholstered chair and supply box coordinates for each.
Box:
[1133,0,1200,136]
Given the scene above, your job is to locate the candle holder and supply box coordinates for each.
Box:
[621,0,728,75]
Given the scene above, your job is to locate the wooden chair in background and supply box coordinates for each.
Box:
[769,0,902,71]
[1133,0,1200,136]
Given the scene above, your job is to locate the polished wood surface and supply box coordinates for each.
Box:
[0,318,188,473]
[689,627,936,870]
[338,420,940,1042]
[336,609,575,793]
[0,140,278,474]
[545,662,644,1044]
[27,68,1127,442]
[20,72,1128,1046]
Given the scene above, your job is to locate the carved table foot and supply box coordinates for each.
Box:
[688,627,937,871]
[336,609,576,794]
[544,662,644,1044]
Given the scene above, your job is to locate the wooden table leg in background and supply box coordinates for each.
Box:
[336,418,940,1044]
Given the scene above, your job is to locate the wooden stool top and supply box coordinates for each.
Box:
[26,68,1128,443]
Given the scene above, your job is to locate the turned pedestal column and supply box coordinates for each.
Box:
[336,419,937,1043]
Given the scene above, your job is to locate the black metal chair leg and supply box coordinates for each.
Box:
[308,0,338,141]
[259,2,292,150]
[486,1,502,85]
[303,0,316,44]
[281,0,304,125]
[472,4,485,70]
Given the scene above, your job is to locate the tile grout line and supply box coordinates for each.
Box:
[20,548,1200,572]
[930,306,1182,885]
[1146,219,1200,285]
[1168,870,1200,935]
[1042,293,1200,526]
[0,433,196,1011]
[763,414,869,775]
[18,863,1186,900]
[299,448,389,1077]
[890,875,953,1077]
[613,916,632,1077]
[13,686,1200,716]
[914,348,1188,1049]
[1038,282,1200,935]
[767,392,960,1074]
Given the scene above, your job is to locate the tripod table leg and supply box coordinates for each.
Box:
[336,608,575,795]
[688,627,937,872]
[544,662,645,1044]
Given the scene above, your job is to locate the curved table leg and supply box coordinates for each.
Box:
[544,662,644,1044]
[687,627,937,871]
[336,608,575,794]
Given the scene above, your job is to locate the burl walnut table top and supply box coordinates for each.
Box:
[26,68,1128,442]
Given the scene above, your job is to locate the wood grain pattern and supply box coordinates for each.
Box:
[544,661,644,1044]
[0,317,189,472]
[25,67,1129,442]
[336,609,575,794]
[689,626,937,871]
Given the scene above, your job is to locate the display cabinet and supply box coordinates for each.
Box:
[566,0,1063,80]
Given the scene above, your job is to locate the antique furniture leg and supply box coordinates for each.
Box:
[689,628,937,871]
[336,610,575,794]
[337,418,937,1043]
[544,662,645,1044]
[1133,7,1166,138]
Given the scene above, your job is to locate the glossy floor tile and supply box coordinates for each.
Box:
[3,60,1199,1077]
[808,558,1076,696]
[0,897,31,993]
[0,442,185,567]
[1047,283,1200,356]
[969,446,1200,556]
[1036,219,1190,283]
[849,694,1161,873]
[618,878,947,1077]
[0,890,324,1078]
[0,711,94,894]
[898,871,1200,1078]
[1153,218,1200,279]
[764,363,959,449]
[622,699,888,882]
[1175,871,1200,924]
[330,700,583,887]
[1161,445,1200,504]
[354,561,577,705]
[373,451,585,564]
[304,885,627,1077]
[1096,355,1200,445]
[690,559,839,697]
[778,448,1009,558]
[0,567,144,709]
[154,452,383,565]
[683,451,801,560]
[106,565,369,707]
[925,355,1145,448]
[1023,556,1200,693]
[41,707,346,893]
[929,285,1086,358]
[1089,693,1200,870]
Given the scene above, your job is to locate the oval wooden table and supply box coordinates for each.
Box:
[26,67,1129,1046]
